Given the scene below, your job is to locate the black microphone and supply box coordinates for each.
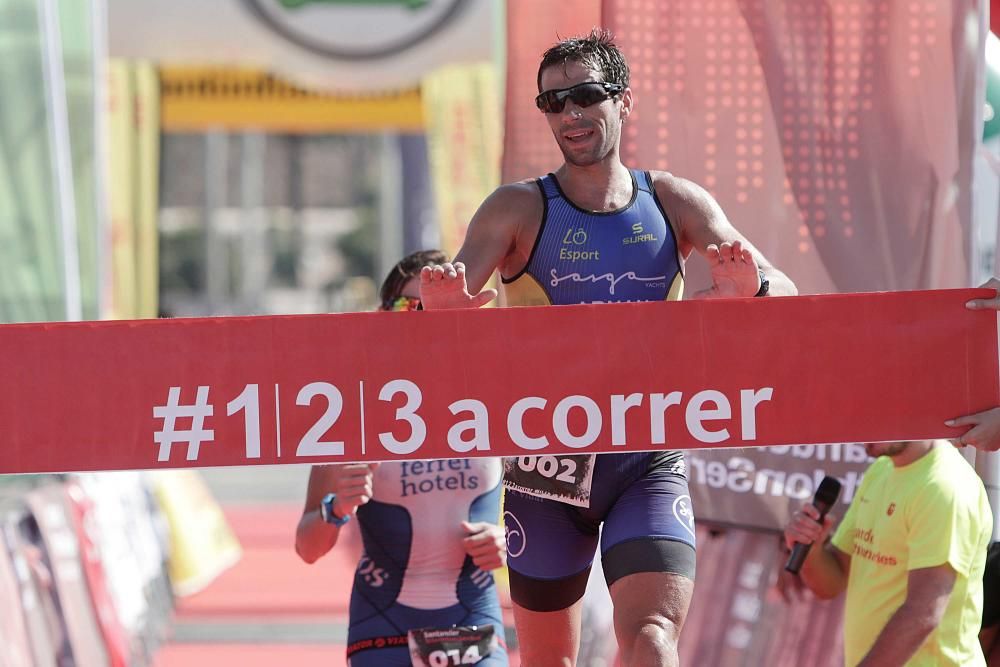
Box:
[785,475,843,574]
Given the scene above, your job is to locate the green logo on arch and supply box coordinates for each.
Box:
[279,0,430,9]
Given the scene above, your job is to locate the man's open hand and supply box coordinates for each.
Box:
[692,240,762,299]
[419,262,497,310]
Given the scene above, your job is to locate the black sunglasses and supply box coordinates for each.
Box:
[535,81,625,114]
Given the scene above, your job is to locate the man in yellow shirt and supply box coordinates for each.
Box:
[783,440,992,666]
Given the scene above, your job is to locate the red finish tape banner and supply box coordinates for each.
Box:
[0,289,995,475]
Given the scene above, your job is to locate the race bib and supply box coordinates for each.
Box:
[503,454,595,507]
[407,625,497,667]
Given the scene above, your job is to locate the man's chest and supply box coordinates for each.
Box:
[533,214,679,304]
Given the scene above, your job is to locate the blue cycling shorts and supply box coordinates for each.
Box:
[504,451,696,612]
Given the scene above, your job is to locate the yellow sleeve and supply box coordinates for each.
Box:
[905,470,988,576]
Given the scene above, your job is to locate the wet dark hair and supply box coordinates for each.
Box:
[537,27,630,92]
[379,249,448,308]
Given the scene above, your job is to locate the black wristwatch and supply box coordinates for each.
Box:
[320,493,351,527]
[754,269,770,297]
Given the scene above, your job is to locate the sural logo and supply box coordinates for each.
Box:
[887,502,896,516]
[623,220,658,245]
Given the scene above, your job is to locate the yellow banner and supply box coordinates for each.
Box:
[160,67,425,133]
[107,60,160,319]
[150,470,242,597]
[421,63,501,257]
[134,65,160,319]
[107,61,137,319]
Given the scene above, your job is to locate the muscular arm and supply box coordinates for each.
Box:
[421,182,542,308]
[856,564,957,666]
[453,184,535,292]
[653,173,797,297]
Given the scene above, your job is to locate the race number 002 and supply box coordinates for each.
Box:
[516,455,577,483]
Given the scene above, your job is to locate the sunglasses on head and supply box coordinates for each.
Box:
[535,81,625,114]
[382,296,422,312]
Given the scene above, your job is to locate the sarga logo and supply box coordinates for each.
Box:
[243,0,464,60]
[549,268,668,296]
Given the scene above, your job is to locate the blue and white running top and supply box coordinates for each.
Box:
[347,458,507,666]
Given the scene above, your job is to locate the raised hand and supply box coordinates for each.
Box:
[461,521,506,570]
[692,240,762,299]
[330,463,379,518]
[419,262,497,310]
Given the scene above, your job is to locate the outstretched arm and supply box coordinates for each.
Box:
[655,174,797,299]
[420,182,540,310]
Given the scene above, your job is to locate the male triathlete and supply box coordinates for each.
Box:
[421,29,796,666]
